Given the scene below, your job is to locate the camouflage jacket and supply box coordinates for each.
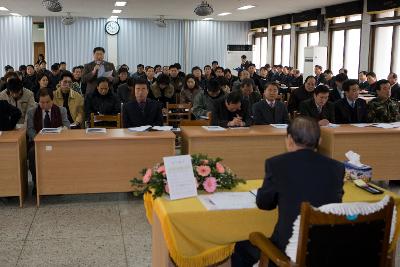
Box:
[367,97,400,123]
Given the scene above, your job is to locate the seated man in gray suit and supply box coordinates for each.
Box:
[83,47,117,96]
[26,88,70,194]
[253,82,289,125]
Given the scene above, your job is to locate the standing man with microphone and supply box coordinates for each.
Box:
[83,47,117,96]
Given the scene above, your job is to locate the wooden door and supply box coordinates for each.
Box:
[34,42,45,64]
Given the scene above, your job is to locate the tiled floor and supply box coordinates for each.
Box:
[0,182,399,267]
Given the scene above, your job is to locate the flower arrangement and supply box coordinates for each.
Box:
[131,154,246,199]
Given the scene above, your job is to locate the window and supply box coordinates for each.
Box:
[329,14,362,78]
[371,10,400,79]
[252,28,268,68]
[273,24,291,66]
[295,21,320,73]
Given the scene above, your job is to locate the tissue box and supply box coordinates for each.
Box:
[344,161,372,182]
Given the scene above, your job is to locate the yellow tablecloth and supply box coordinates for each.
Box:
[144,180,400,267]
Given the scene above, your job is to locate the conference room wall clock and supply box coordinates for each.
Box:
[105,21,120,35]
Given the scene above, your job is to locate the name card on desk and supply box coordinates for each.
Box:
[163,155,198,200]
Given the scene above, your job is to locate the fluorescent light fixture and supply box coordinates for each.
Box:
[218,12,232,16]
[112,9,122,14]
[0,7,9,11]
[115,1,127,7]
[10,13,21,16]
[202,17,214,21]
[108,16,119,21]
[237,5,256,10]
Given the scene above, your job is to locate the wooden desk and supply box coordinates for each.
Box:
[181,126,287,180]
[0,129,27,207]
[319,125,400,180]
[34,129,176,206]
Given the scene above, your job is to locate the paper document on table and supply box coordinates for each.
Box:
[198,192,257,210]
[98,70,113,78]
[128,126,151,132]
[250,189,258,197]
[164,155,198,200]
[322,123,340,128]
[85,128,106,134]
[371,123,399,129]
[40,128,62,134]
[270,124,288,129]
[350,123,371,128]
[202,126,226,131]
[229,127,250,130]
[152,126,173,131]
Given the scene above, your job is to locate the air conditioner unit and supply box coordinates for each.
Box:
[303,46,327,78]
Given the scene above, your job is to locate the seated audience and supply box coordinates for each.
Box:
[322,69,335,88]
[71,66,87,95]
[358,71,369,90]
[214,66,225,78]
[314,65,323,84]
[224,68,238,89]
[53,71,84,128]
[0,100,21,130]
[150,74,175,107]
[0,78,36,125]
[239,78,262,116]
[231,116,344,267]
[334,79,367,124]
[366,72,377,94]
[117,77,134,104]
[169,64,183,95]
[211,91,251,127]
[329,73,348,102]
[23,65,36,91]
[388,72,400,101]
[202,65,214,91]
[113,68,129,93]
[258,67,269,94]
[34,72,50,101]
[216,76,231,94]
[287,76,316,114]
[27,88,70,193]
[253,82,289,125]
[247,64,261,90]
[232,70,250,92]
[289,69,303,88]
[180,74,201,104]
[272,65,285,83]
[131,64,146,80]
[145,66,156,89]
[339,67,348,75]
[367,79,400,123]
[49,63,61,90]
[299,84,335,126]
[192,79,225,119]
[122,79,163,128]
[191,66,204,88]
[84,77,121,123]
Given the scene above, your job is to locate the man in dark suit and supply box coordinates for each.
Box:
[335,79,368,123]
[287,76,316,114]
[83,47,117,96]
[122,79,163,128]
[329,73,348,103]
[314,65,323,84]
[299,85,335,126]
[366,72,377,95]
[0,100,21,130]
[253,82,289,125]
[211,91,251,127]
[231,116,344,267]
[388,72,400,101]
[358,71,369,90]
[240,78,262,117]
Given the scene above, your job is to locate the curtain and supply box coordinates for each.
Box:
[0,16,32,72]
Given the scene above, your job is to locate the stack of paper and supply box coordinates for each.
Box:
[40,128,62,134]
[201,126,226,131]
[198,192,257,210]
[270,124,288,129]
[128,126,151,132]
[152,126,173,131]
[85,128,107,134]
[350,123,371,128]
[322,123,340,128]
[371,123,400,129]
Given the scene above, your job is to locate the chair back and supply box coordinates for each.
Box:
[180,111,212,126]
[90,113,121,129]
[295,198,395,267]
[165,103,191,127]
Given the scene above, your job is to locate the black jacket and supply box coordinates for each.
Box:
[391,83,400,101]
[299,98,335,122]
[84,89,121,120]
[256,149,344,251]
[0,100,21,130]
[287,86,313,114]
[211,97,252,127]
[329,86,343,103]
[334,98,368,124]
[253,100,289,125]
[122,99,163,128]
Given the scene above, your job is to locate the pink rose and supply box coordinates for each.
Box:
[157,165,166,176]
[142,168,152,184]
[216,162,225,174]
[196,165,211,177]
[203,177,217,193]
[165,183,170,194]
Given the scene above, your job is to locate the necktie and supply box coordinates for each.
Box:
[44,111,51,128]
[317,106,322,114]
[139,102,146,112]
[269,101,274,108]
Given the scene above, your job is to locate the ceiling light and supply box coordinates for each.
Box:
[218,12,231,16]
[115,1,127,7]
[10,13,21,16]
[112,9,122,14]
[0,7,9,11]
[237,5,256,10]
[202,18,213,21]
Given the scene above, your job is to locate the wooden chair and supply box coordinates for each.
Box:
[165,103,191,127]
[90,113,121,129]
[180,112,212,126]
[249,197,395,267]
